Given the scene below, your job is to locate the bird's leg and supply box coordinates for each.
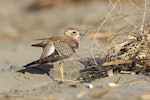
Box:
[59,61,64,83]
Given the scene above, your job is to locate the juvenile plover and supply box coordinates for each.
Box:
[23,28,82,82]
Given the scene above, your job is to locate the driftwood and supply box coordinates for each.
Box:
[101,59,146,67]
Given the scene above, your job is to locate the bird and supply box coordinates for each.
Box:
[23,28,82,82]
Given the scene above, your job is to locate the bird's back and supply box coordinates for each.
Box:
[51,35,79,58]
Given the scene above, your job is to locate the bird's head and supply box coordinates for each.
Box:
[64,28,83,39]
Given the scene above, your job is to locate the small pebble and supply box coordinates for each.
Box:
[86,83,94,89]
[108,82,118,87]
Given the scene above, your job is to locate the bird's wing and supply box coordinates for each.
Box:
[32,37,51,47]
[32,41,47,47]
[32,35,78,59]
[40,41,55,59]
[34,38,49,41]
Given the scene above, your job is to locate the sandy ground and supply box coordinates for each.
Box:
[0,0,150,100]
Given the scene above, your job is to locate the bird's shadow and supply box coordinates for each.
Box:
[17,64,54,76]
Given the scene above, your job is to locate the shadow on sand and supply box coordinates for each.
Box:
[17,64,54,76]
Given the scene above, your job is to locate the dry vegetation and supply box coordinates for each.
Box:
[77,0,150,82]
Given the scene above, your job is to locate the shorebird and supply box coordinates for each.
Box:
[23,28,82,82]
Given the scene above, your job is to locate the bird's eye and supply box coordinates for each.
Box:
[72,31,76,34]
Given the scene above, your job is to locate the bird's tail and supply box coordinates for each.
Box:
[23,59,41,68]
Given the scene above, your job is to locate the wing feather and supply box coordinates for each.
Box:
[40,41,55,59]
[32,41,47,47]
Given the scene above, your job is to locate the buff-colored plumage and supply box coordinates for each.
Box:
[23,28,82,82]
[24,28,81,67]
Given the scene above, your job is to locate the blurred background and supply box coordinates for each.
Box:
[0,0,148,68]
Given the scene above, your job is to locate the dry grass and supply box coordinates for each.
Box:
[77,0,150,82]
[91,0,150,67]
